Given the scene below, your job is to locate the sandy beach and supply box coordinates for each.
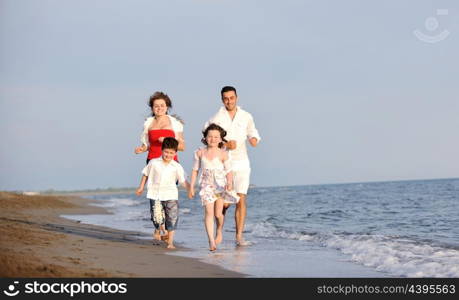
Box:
[0,192,244,277]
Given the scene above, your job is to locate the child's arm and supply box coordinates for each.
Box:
[188,170,198,199]
[176,166,191,191]
[222,151,233,191]
[188,149,201,199]
[226,171,234,191]
[136,175,148,196]
[137,162,152,195]
[179,179,191,195]
[181,180,191,191]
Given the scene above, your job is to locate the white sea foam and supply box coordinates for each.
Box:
[247,220,459,277]
[323,234,459,277]
[249,221,315,241]
[249,221,277,237]
[92,198,140,208]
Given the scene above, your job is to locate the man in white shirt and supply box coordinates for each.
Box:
[204,86,261,245]
[136,138,190,249]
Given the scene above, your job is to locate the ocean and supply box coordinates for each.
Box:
[63,178,459,277]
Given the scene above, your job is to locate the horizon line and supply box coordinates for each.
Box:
[3,176,458,193]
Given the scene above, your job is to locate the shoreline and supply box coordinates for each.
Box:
[0,191,245,277]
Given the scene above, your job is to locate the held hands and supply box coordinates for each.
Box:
[188,187,195,199]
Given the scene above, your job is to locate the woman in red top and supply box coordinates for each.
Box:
[134,91,185,241]
[135,91,185,162]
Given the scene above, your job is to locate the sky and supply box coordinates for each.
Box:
[1,0,458,191]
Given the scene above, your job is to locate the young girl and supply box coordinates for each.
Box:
[188,123,239,251]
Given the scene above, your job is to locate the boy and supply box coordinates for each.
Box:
[136,137,189,249]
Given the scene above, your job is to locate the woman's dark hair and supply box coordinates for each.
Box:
[201,123,227,149]
[220,86,237,97]
[162,137,178,151]
[149,91,172,116]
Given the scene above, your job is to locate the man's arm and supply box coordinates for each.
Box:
[247,114,261,147]
[249,138,258,147]
[225,140,237,150]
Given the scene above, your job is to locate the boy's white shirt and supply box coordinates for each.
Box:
[204,106,261,171]
[142,158,186,201]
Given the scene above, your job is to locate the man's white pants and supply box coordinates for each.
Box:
[233,169,251,195]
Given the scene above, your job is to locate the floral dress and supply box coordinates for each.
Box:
[193,149,240,206]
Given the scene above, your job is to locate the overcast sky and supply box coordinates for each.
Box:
[1,0,458,191]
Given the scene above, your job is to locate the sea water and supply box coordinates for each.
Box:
[63,178,459,277]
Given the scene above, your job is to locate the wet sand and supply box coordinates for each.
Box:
[0,192,244,277]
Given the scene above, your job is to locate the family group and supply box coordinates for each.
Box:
[134,86,261,251]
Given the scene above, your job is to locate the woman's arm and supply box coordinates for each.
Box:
[135,118,152,154]
[176,132,185,151]
[169,116,185,151]
[134,144,148,154]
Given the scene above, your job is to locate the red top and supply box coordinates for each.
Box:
[147,129,179,161]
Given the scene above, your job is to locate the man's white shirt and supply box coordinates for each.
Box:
[204,106,261,171]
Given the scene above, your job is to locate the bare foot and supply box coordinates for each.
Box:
[236,239,251,246]
[215,231,223,245]
[236,234,243,244]
[153,231,161,241]
[236,233,248,246]
[166,244,176,249]
[209,242,217,252]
